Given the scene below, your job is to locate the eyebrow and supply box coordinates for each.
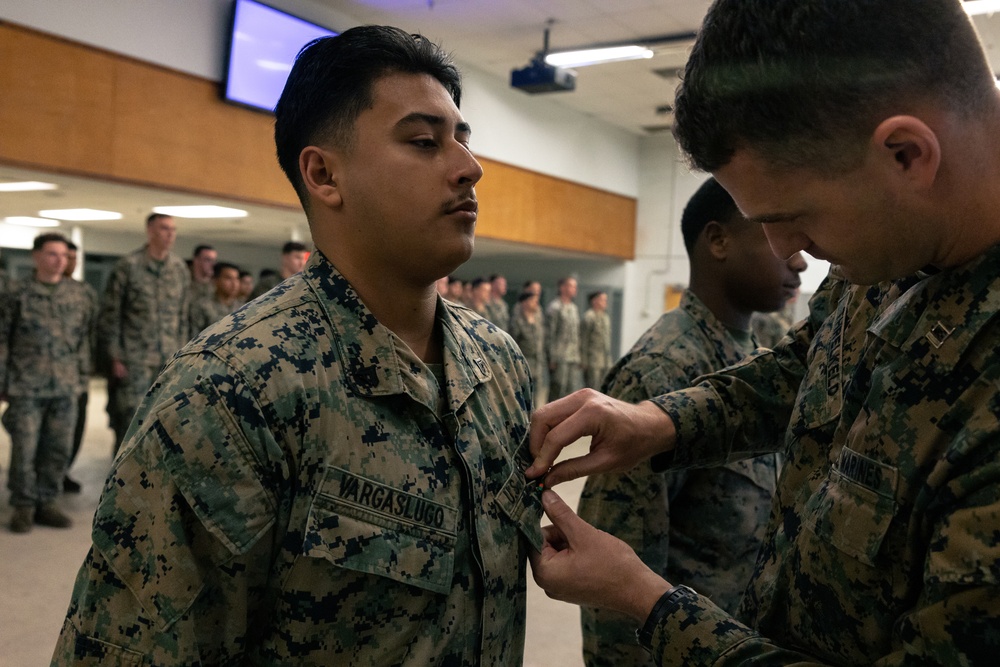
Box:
[746,212,801,225]
[396,112,472,136]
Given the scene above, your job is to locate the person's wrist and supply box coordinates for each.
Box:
[635,583,698,652]
[638,401,675,459]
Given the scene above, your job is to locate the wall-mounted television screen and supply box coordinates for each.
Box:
[223,0,337,113]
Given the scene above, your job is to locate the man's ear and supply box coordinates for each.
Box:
[703,220,729,260]
[871,115,941,190]
[299,146,343,208]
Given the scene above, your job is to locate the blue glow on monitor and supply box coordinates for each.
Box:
[224,0,336,113]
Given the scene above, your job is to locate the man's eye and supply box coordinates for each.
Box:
[412,139,437,149]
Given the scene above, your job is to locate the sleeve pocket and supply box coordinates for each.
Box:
[302,467,458,595]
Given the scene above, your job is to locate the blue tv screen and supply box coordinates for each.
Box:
[224,0,337,113]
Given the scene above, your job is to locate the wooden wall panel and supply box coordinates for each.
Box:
[0,22,636,259]
[0,25,117,175]
[476,159,636,259]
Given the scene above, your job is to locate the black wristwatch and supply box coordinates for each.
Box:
[635,584,697,652]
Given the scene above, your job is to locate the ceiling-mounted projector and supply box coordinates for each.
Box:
[511,58,576,94]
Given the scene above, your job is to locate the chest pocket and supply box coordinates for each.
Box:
[801,447,898,565]
[303,466,458,595]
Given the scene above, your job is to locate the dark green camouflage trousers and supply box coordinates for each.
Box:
[2,396,76,507]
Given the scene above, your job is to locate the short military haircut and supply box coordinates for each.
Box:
[471,277,487,289]
[146,213,171,227]
[274,25,463,206]
[673,0,996,173]
[66,241,78,251]
[680,177,740,255]
[281,241,308,255]
[33,232,69,251]
[213,261,240,278]
[588,291,605,303]
[193,244,215,257]
[518,291,535,303]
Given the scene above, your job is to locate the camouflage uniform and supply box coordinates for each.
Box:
[97,247,190,446]
[546,298,581,400]
[487,298,510,331]
[580,307,612,389]
[189,278,214,304]
[249,273,282,300]
[53,252,542,666]
[509,307,545,408]
[578,291,778,667]
[67,278,99,471]
[0,276,95,507]
[189,294,240,336]
[750,310,792,349]
[644,248,1000,665]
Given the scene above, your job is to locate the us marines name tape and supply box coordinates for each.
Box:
[332,468,457,533]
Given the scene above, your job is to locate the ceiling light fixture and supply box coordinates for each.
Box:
[542,31,696,69]
[964,0,1000,16]
[3,216,61,227]
[39,208,123,221]
[544,45,653,68]
[152,205,248,218]
[0,181,58,192]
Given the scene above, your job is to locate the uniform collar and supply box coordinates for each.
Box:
[302,251,491,411]
[678,290,755,361]
[869,243,1000,372]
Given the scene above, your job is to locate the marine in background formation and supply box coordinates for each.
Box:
[577,178,804,667]
[97,212,190,452]
[1,233,95,533]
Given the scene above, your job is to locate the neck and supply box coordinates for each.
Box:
[927,104,1000,269]
[688,275,752,332]
[36,271,61,285]
[147,245,169,261]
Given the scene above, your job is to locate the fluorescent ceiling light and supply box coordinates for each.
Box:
[39,208,123,221]
[544,45,653,68]
[152,205,248,218]
[0,181,58,192]
[965,0,1000,16]
[3,216,61,227]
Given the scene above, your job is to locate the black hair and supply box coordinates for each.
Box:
[65,241,78,251]
[146,213,171,227]
[281,241,308,254]
[213,262,240,279]
[32,232,69,251]
[193,244,215,257]
[674,0,996,173]
[274,25,462,206]
[588,291,606,303]
[680,177,741,255]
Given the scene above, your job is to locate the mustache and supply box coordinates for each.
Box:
[442,192,478,214]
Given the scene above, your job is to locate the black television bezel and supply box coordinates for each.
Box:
[221,0,336,115]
